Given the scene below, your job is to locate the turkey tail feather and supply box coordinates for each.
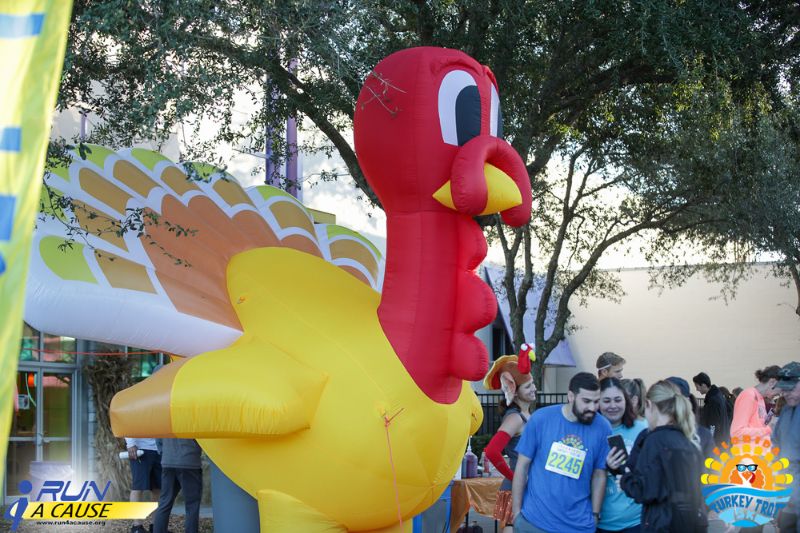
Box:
[25,146,383,356]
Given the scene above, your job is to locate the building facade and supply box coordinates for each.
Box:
[3,325,160,504]
[554,265,800,393]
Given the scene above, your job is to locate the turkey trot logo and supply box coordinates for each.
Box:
[701,436,794,527]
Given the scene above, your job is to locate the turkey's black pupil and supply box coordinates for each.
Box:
[496,105,504,138]
[455,86,481,146]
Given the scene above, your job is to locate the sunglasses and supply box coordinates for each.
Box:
[736,464,758,472]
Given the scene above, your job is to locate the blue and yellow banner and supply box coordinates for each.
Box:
[0,0,73,481]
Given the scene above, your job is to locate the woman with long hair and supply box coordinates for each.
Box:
[482,345,536,533]
[730,365,782,439]
[619,380,707,532]
[598,378,647,533]
[621,378,646,420]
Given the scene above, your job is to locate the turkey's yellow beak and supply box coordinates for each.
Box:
[433,163,522,214]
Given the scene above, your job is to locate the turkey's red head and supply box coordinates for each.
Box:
[354,47,531,225]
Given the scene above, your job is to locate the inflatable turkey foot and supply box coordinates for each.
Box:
[257,489,413,533]
[257,489,346,532]
[360,520,414,533]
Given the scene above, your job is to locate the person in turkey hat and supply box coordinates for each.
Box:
[482,344,537,533]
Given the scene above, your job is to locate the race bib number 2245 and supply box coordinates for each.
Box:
[544,441,586,479]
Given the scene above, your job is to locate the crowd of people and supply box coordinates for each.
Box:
[483,352,800,533]
[124,435,203,533]
[119,354,799,533]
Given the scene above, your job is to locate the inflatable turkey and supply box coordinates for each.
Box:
[25,47,532,532]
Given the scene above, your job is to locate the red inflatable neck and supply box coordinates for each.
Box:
[378,211,495,404]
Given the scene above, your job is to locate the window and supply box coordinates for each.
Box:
[19,326,77,364]
[19,324,39,362]
[41,334,77,364]
[129,349,163,381]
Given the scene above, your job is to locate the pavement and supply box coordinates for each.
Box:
[451,512,778,533]
[168,503,214,519]
[168,508,781,533]
[166,507,783,533]
[450,511,499,532]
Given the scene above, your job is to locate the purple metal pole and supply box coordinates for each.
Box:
[286,59,299,198]
[79,111,87,141]
[286,115,298,197]
[264,80,280,187]
[265,122,276,186]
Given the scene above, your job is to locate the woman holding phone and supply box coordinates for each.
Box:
[620,380,707,532]
[598,377,647,533]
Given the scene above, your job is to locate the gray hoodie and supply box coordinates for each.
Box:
[773,405,799,510]
[157,438,202,469]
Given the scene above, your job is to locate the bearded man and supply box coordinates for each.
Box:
[511,372,611,533]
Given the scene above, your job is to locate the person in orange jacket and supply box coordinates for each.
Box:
[730,365,782,440]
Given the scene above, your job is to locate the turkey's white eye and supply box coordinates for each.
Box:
[490,84,503,138]
[438,70,480,146]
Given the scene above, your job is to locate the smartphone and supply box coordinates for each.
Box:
[607,435,628,461]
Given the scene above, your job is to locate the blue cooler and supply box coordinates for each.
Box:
[413,481,453,533]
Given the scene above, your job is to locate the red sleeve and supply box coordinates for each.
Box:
[485,430,514,480]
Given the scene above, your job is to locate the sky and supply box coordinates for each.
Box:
[53,94,770,274]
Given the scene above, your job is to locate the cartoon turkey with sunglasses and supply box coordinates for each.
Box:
[729,457,765,489]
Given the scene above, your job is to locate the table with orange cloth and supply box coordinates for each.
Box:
[449,477,503,528]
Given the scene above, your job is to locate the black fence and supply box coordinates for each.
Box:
[476,392,567,436]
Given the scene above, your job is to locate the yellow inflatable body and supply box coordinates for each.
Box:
[25,142,486,531]
[124,248,480,531]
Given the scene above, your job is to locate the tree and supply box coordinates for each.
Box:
[646,105,800,319]
[60,1,800,386]
[83,346,134,501]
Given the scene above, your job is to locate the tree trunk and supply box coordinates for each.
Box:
[787,257,800,320]
[83,351,134,501]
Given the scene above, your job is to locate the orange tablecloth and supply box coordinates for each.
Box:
[450,477,503,528]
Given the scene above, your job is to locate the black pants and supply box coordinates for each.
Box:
[152,467,202,533]
[778,510,799,533]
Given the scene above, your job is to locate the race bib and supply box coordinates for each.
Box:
[545,441,586,479]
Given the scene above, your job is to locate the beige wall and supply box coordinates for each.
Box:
[50,108,181,160]
[553,265,800,394]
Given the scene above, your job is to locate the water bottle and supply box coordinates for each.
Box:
[118,450,144,459]
[464,438,478,478]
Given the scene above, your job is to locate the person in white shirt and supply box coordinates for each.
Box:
[125,437,161,533]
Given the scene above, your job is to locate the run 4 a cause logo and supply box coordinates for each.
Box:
[2,479,156,531]
[701,436,794,527]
